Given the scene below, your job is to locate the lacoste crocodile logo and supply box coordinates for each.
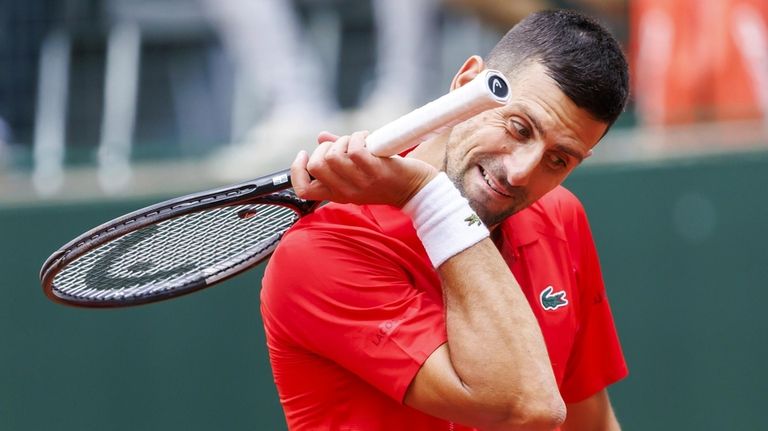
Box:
[540,286,568,311]
[464,213,482,227]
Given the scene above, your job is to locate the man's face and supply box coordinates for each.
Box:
[444,62,608,227]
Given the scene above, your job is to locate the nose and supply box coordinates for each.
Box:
[503,143,545,186]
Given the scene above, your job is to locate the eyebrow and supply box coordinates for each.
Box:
[554,144,586,163]
[518,105,586,163]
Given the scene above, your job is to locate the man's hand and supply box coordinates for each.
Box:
[290,131,438,207]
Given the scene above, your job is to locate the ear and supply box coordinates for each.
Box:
[450,55,486,91]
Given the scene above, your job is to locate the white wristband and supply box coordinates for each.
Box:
[402,173,490,268]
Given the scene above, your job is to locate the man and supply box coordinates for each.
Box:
[261,9,629,430]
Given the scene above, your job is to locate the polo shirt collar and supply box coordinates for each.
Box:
[498,200,567,249]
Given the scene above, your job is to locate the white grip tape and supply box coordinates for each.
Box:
[366,69,510,157]
[402,173,490,268]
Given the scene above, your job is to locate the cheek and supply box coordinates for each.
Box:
[447,129,508,169]
[450,113,506,144]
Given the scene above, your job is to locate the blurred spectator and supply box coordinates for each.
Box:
[204,0,444,178]
[200,0,334,143]
[354,0,440,130]
[631,0,768,126]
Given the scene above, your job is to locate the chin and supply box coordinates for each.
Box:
[468,197,524,228]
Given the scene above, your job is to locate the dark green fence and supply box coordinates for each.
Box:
[567,151,768,430]
[3,150,767,430]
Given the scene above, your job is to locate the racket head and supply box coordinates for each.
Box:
[40,171,317,307]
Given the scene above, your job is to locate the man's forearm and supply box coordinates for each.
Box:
[439,238,564,428]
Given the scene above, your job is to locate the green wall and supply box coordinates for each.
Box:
[2,151,767,430]
[566,151,768,430]
[1,201,283,430]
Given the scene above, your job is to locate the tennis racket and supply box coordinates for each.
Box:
[40,70,510,307]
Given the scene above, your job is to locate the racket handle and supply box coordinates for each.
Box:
[365,69,510,157]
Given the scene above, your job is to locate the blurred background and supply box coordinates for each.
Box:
[1,0,767,429]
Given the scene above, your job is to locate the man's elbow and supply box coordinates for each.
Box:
[489,392,567,431]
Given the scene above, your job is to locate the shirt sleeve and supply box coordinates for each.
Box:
[260,219,447,403]
[559,200,628,403]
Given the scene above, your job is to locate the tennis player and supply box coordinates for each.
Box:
[261,9,629,430]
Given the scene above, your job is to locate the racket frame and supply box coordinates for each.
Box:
[40,169,317,307]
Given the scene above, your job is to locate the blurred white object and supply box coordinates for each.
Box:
[98,21,141,194]
[732,3,768,127]
[205,0,446,180]
[354,0,440,131]
[202,0,339,180]
[201,0,336,142]
[634,7,674,128]
[33,29,70,196]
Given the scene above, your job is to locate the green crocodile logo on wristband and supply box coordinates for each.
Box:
[464,213,482,227]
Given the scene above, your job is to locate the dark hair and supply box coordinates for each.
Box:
[486,9,629,127]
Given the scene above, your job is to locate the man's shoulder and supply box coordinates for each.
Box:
[501,186,587,245]
[295,202,379,229]
[270,202,421,265]
[271,203,383,259]
[534,185,585,216]
[515,185,586,226]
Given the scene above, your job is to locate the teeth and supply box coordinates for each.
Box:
[481,167,507,197]
[485,176,495,191]
[483,171,492,187]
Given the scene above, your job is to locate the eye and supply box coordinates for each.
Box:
[510,120,531,139]
[547,153,568,170]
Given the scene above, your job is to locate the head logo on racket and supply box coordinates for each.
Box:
[488,75,509,99]
[84,225,197,290]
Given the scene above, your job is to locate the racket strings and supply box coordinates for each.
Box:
[52,203,298,301]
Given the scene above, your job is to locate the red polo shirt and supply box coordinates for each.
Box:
[260,185,627,430]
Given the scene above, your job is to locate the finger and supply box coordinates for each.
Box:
[317,131,339,145]
[308,138,355,191]
[325,134,351,160]
[290,150,312,198]
[347,130,381,176]
[290,149,337,201]
[324,135,363,185]
[299,180,334,202]
[346,130,370,155]
[306,140,333,174]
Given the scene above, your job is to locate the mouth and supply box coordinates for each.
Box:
[479,166,512,198]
